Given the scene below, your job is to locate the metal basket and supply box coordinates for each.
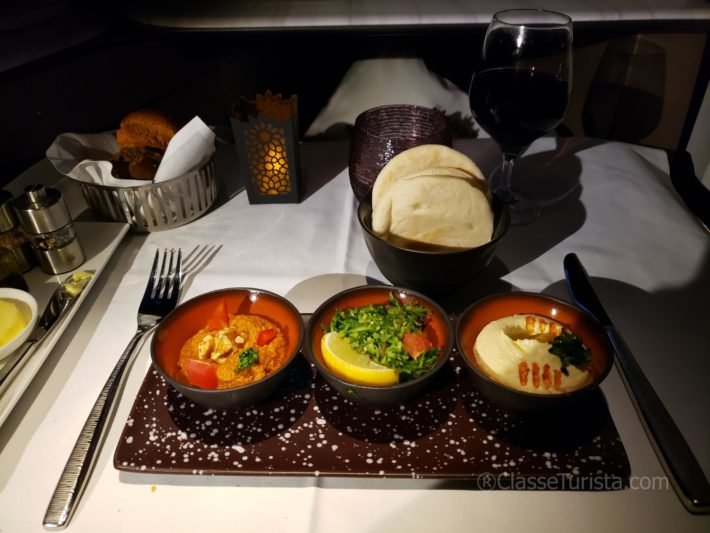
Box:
[77,154,217,232]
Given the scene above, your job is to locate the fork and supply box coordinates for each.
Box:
[43,248,182,530]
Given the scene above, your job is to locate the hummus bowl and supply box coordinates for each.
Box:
[455,292,613,411]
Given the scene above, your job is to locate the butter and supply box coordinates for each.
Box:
[0,299,27,346]
[62,271,94,298]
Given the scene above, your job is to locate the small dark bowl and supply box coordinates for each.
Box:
[455,292,614,412]
[151,288,304,410]
[304,285,454,407]
[357,195,510,295]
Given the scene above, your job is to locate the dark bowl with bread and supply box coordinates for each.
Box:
[358,195,510,295]
[356,144,510,295]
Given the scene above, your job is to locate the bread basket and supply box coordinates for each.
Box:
[77,153,217,232]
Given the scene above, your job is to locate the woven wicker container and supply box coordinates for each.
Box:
[77,154,217,232]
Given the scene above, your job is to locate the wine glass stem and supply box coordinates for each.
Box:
[496,154,517,204]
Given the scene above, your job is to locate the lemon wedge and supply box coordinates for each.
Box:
[321,331,398,386]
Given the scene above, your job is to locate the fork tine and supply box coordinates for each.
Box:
[144,249,160,298]
[154,249,169,299]
[164,249,176,299]
[166,249,175,299]
[141,249,182,302]
[171,248,183,300]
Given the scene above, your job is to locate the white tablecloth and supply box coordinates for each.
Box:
[1,138,708,532]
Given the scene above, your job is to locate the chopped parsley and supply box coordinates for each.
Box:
[548,333,591,375]
[237,347,259,371]
[328,293,439,381]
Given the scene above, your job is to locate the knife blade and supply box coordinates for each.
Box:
[563,252,710,514]
[0,272,93,394]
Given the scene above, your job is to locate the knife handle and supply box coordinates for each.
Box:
[43,329,146,530]
[607,328,710,513]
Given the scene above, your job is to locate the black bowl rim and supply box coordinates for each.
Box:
[150,287,305,397]
[454,291,614,400]
[303,284,455,391]
[357,194,511,256]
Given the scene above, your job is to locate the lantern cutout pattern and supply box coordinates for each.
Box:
[245,122,291,195]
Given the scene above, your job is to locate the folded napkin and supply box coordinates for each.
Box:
[46,116,216,187]
[305,58,481,139]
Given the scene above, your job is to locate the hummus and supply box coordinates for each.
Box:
[474,314,590,394]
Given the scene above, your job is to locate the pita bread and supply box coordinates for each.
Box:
[372,145,486,210]
[401,166,476,179]
[372,175,493,249]
[401,172,489,197]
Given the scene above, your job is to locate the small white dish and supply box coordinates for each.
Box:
[0,221,129,428]
[0,288,39,361]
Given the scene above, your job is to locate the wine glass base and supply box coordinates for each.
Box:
[496,191,542,225]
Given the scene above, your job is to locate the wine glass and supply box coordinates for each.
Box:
[469,9,573,224]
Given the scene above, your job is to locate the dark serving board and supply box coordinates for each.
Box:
[114,351,630,488]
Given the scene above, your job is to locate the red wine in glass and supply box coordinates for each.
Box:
[469,9,573,224]
[470,68,569,155]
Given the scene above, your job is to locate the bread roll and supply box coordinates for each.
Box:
[111,147,163,181]
[111,109,178,180]
[116,109,178,151]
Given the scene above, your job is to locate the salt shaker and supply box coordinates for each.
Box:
[0,189,36,273]
[13,184,85,274]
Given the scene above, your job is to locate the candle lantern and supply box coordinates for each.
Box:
[231,91,300,204]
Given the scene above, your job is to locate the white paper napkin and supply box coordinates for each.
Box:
[46,116,216,187]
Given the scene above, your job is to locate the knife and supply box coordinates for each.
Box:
[0,272,94,395]
[563,253,710,514]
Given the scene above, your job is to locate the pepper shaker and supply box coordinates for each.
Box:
[13,184,85,274]
[0,189,37,273]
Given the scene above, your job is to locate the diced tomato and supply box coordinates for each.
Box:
[183,359,218,389]
[257,328,277,346]
[206,299,229,330]
[403,331,434,359]
[423,323,438,345]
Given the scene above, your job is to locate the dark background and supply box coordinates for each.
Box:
[1,1,708,187]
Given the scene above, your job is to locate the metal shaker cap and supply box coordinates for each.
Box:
[13,184,72,234]
[0,190,18,232]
